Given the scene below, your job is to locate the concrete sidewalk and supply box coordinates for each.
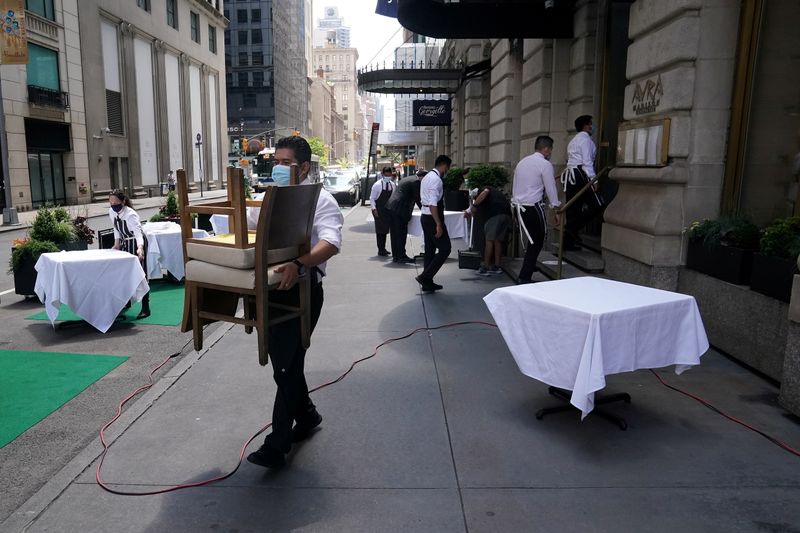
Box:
[5,205,800,532]
[0,189,228,233]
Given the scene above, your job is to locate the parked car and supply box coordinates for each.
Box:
[323,168,361,206]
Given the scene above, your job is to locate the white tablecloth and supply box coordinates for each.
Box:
[484,277,709,417]
[143,222,208,280]
[210,214,229,235]
[34,249,150,333]
[407,210,468,241]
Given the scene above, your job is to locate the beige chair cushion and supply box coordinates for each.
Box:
[187,240,302,270]
[187,242,255,269]
[185,260,282,289]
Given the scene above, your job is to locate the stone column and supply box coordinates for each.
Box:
[489,39,522,168]
[602,0,740,289]
[781,274,800,416]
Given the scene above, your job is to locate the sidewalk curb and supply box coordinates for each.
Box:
[0,321,234,532]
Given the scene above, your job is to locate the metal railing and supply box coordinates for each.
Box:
[554,166,613,280]
[28,85,70,110]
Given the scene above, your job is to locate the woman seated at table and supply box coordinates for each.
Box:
[109,190,151,319]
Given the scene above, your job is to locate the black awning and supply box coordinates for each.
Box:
[25,118,71,152]
[358,67,462,94]
[397,0,574,39]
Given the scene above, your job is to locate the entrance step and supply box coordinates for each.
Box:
[550,243,605,273]
[536,252,587,280]
[91,189,113,203]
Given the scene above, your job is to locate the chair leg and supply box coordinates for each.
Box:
[256,289,269,366]
[191,282,203,352]
[243,295,254,334]
[299,275,311,350]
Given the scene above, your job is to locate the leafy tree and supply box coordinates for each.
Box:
[307,136,329,167]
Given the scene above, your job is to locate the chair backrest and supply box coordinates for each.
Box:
[254,183,322,269]
[97,228,115,250]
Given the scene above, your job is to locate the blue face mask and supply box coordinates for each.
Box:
[271,164,291,187]
[111,204,123,213]
[382,174,392,183]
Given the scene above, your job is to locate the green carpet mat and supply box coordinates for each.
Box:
[0,350,128,448]
[27,282,185,327]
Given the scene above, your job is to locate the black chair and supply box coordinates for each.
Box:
[97,228,116,250]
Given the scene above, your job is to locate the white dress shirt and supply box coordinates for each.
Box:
[420,169,443,215]
[247,179,344,277]
[109,206,144,247]
[511,152,561,208]
[369,178,395,208]
[566,131,597,178]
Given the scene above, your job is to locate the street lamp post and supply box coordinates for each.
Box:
[195,132,204,198]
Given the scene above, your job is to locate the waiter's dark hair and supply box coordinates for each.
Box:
[110,189,133,208]
[275,136,312,165]
[434,155,452,167]
[574,115,593,133]
[382,166,394,174]
[535,136,554,150]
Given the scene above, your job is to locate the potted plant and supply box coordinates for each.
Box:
[750,217,800,302]
[8,206,91,296]
[150,190,181,223]
[465,164,510,191]
[442,167,469,211]
[684,215,760,285]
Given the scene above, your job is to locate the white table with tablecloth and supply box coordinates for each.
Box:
[408,209,469,241]
[142,222,208,280]
[483,277,709,418]
[34,249,150,333]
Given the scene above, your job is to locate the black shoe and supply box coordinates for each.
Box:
[516,278,535,285]
[246,444,286,469]
[378,249,390,257]
[416,275,442,292]
[292,411,323,443]
[398,256,416,264]
[136,308,151,320]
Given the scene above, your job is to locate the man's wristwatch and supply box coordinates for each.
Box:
[292,259,306,274]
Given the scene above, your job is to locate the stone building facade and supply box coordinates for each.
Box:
[439,0,800,412]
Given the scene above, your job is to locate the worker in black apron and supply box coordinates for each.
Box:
[109,190,151,319]
[369,166,396,257]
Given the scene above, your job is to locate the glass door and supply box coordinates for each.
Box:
[28,151,66,207]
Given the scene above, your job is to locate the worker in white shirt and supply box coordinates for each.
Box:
[369,166,396,257]
[109,190,150,319]
[415,155,452,293]
[511,136,561,284]
[246,136,344,470]
[561,115,603,250]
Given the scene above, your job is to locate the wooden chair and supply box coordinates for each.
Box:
[176,167,322,365]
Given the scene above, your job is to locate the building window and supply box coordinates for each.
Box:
[238,30,248,45]
[243,93,257,108]
[226,72,232,86]
[224,53,231,67]
[252,50,263,66]
[136,0,150,12]
[252,71,263,86]
[166,0,177,29]
[208,25,217,53]
[224,30,230,46]
[238,52,248,66]
[251,8,261,23]
[190,12,200,43]
[237,9,247,23]
[25,0,54,20]
[27,43,60,91]
[238,72,248,87]
[251,29,262,44]
[28,152,65,208]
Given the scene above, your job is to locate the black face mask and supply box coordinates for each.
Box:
[111,204,123,213]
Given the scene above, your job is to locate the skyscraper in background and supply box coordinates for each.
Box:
[313,6,350,48]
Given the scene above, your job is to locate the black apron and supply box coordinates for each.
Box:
[375,181,393,234]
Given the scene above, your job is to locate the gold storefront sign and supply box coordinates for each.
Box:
[0,0,27,65]
[631,75,663,116]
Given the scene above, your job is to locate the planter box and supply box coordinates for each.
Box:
[750,253,797,302]
[443,190,468,212]
[12,240,89,297]
[685,239,754,285]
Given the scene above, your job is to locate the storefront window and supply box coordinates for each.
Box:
[27,43,59,91]
[736,1,800,225]
[28,152,65,207]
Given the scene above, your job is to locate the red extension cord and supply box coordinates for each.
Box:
[96,321,799,496]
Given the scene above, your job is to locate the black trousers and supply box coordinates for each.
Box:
[374,207,392,253]
[263,280,324,453]
[389,211,410,261]
[420,214,451,282]
[122,236,150,308]
[564,166,603,245]
[518,203,546,282]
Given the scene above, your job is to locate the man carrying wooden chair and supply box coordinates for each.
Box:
[246,136,344,469]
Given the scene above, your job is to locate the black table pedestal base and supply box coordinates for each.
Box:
[535,386,631,430]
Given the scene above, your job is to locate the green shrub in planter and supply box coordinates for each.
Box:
[442,167,468,191]
[9,239,60,274]
[750,217,800,302]
[684,215,760,284]
[465,164,511,191]
[29,205,77,244]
